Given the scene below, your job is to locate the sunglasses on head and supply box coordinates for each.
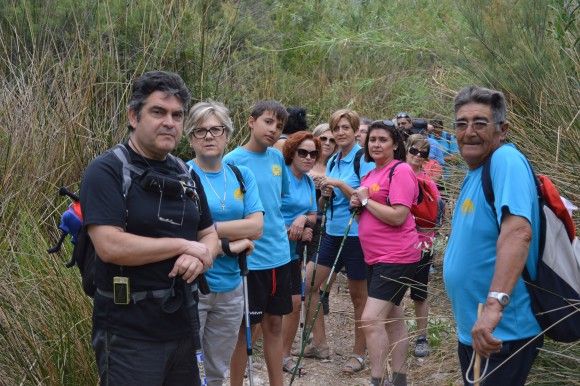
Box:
[396,112,410,119]
[319,136,336,144]
[408,147,429,159]
[296,148,319,159]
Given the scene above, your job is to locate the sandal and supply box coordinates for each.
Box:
[342,355,365,374]
[302,343,330,360]
[283,356,306,376]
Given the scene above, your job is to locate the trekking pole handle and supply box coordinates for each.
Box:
[238,250,248,276]
[59,186,80,202]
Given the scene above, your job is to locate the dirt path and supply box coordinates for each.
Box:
[231,260,463,385]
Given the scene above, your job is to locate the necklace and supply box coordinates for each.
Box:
[195,160,227,211]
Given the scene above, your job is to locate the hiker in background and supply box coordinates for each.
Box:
[443,86,542,385]
[405,134,441,358]
[280,131,319,374]
[80,71,219,385]
[186,100,264,386]
[356,116,372,147]
[308,123,337,315]
[427,118,460,185]
[225,101,291,386]
[351,120,420,386]
[274,106,308,151]
[395,111,414,140]
[303,109,374,375]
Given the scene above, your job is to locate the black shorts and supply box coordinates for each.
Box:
[367,262,418,306]
[316,234,367,280]
[289,259,302,296]
[410,250,433,301]
[246,261,293,324]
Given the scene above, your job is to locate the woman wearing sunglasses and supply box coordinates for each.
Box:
[279,131,320,373]
[304,109,374,375]
[350,120,420,386]
[405,134,441,359]
[185,100,264,386]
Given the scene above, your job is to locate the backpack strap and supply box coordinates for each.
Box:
[328,153,338,174]
[353,148,364,180]
[226,163,246,194]
[111,144,146,197]
[385,161,404,205]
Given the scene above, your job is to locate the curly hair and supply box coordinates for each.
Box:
[282,130,321,165]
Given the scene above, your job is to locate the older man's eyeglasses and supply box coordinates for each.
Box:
[453,120,500,132]
[191,125,226,139]
[296,149,319,159]
[408,147,429,159]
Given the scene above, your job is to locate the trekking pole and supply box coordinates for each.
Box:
[239,250,254,386]
[182,278,208,386]
[299,243,308,350]
[302,197,329,341]
[291,209,357,384]
[473,303,484,386]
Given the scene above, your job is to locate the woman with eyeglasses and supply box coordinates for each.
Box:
[185,100,264,386]
[350,120,420,386]
[279,131,320,373]
[405,134,441,359]
[303,109,374,375]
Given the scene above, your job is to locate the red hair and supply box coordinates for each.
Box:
[282,130,321,165]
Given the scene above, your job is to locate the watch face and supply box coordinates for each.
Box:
[499,294,509,305]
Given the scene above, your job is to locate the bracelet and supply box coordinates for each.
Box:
[220,238,233,256]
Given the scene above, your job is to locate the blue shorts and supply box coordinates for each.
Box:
[315,234,367,280]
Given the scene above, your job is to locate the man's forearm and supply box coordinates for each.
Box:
[88,225,190,266]
[489,214,532,295]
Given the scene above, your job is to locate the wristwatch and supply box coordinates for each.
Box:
[488,291,510,308]
[361,198,368,207]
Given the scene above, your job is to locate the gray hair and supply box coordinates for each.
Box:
[312,123,330,137]
[185,100,234,137]
[406,134,430,153]
[454,86,507,129]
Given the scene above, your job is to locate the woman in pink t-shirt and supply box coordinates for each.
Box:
[405,134,441,359]
[350,120,420,386]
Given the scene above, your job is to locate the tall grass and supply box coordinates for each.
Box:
[0,0,577,384]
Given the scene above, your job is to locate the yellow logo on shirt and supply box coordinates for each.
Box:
[272,164,282,176]
[234,188,244,200]
[370,183,380,194]
[461,198,475,214]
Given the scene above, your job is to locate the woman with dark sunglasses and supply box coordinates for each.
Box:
[350,120,420,386]
[279,131,320,373]
[404,134,441,359]
[185,100,264,386]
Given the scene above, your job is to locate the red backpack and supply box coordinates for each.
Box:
[387,161,441,228]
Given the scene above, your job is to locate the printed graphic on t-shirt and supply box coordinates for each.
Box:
[234,187,244,200]
[272,164,282,176]
[370,182,380,194]
[461,198,475,214]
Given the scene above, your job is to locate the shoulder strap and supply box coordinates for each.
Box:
[385,161,404,205]
[328,153,338,173]
[353,148,364,180]
[481,151,497,227]
[111,144,145,197]
[226,163,246,194]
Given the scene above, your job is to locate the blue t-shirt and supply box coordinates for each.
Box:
[224,147,291,270]
[325,144,374,236]
[443,144,541,345]
[281,164,318,260]
[427,137,445,165]
[187,161,264,292]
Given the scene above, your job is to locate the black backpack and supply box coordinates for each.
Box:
[49,144,201,297]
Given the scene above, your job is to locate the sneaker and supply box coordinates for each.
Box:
[414,336,430,357]
[320,290,330,315]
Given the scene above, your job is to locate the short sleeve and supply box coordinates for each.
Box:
[388,163,418,208]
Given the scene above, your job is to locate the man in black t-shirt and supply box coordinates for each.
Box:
[80,71,219,386]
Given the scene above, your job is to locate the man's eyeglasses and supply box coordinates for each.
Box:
[296,149,319,159]
[408,147,429,159]
[453,120,500,132]
[396,112,410,119]
[319,136,336,145]
[191,125,226,139]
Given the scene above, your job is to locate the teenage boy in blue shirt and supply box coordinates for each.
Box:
[224,101,291,386]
